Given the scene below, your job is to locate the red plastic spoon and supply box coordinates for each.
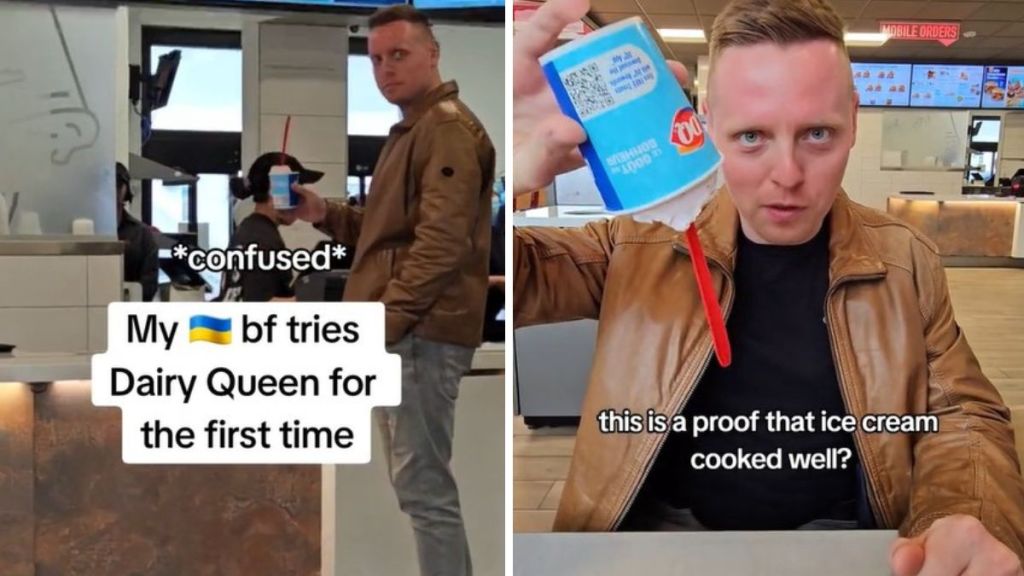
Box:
[685,223,731,367]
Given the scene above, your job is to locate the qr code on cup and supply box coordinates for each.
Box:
[563,62,615,120]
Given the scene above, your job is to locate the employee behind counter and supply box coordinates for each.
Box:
[116,162,159,302]
[219,153,324,302]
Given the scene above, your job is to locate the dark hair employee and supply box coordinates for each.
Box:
[219,152,323,302]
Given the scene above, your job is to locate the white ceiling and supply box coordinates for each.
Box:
[587,0,1024,65]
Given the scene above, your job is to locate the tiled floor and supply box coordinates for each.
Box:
[513,267,1024,532]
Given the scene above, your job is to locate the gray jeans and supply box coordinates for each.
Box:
[379,335,476,576]
[621,498,859,531]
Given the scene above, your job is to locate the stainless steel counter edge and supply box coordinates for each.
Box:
[0,238,124,255]
[0,343,505,383]
[0,353,93,382]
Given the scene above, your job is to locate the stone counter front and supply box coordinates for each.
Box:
[0,381,321,576]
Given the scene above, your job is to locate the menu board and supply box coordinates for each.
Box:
[981,66,1024,109]
[852,63,911,106]
[910,64,983,108]
[417,0,504,6]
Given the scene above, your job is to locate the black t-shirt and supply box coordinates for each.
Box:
[219,213,293,302]
[118,212,159,301]
[638,220,859,530]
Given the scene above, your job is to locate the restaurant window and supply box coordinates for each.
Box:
[966,116,1002,187]
[347,50,400,136]
[347,38,393,203]
[142,28,242,299]
[150,46,242,132]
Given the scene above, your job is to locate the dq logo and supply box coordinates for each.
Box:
[670,107,705,154]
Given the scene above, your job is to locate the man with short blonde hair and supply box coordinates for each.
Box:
[513,0,1024,573]
[293,5,495,576]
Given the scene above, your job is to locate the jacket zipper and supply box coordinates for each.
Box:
[824,273,891,528]
[609,260,736,530]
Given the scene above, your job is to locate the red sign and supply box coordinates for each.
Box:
[513,1,592,39]
[879,21,961,47]
[670,108,705,154]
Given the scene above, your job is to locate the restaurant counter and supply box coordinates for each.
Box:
[887,193,1024,260]
[514,530,898,575]
[0,343,504,576]
[512,207,607,422]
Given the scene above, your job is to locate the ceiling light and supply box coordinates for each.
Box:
[657,28,707,43]
[844,32,890,47]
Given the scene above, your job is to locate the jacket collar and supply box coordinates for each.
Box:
[394,80,459,131]
[675,186,887,281]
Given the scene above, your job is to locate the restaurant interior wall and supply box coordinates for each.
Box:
[0,2,122,354]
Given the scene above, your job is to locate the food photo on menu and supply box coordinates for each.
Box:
[851,62,910,107]
[983,66,1024,109]
[910,64,983,108]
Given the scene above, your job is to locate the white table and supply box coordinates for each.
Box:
[514,530,899,575]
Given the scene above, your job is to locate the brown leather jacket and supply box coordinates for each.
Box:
[514,189,1024,558]
[318,81,495,347]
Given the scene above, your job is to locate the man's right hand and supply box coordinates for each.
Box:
[291,183,327,224]
[512,0,691,196]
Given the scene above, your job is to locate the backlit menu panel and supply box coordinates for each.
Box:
[852,63,911,107]
[910,64,983,108]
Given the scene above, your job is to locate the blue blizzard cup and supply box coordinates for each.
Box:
[540,17,721,229]
[269,166,299,210]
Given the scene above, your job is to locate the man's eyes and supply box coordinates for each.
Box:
[737,131,762,146]
[734,128,834,146]
[805,127,834,143]
[370,51,408,64]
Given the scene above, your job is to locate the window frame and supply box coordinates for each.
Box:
[347,37,389,203]
[140,27,242,227]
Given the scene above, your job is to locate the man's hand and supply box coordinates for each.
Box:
[291,183,327,224]
[512,0,691,195]
[890,515,1023,576]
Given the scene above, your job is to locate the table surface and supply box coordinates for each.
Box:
[891,193,1024,203]
[513,205,612,228]
[514,530,899,576]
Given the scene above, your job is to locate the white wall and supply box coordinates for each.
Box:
[842,109,1024,210]
[435,24,506,176]
[0,2,118,235]
[999,111,1024,180]
[256,23,350,251]
[842,110,964,210]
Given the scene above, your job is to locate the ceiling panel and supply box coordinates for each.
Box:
[588,0,1024,66]
[859,1,930,19]
[916,2,986,19]
[623,0,699,14]
[962,20,1014,35]
[974,36,1024,48]
[963,2,1024,20]
[846,18,877,31]
[832,0,871,18]
[692,0,732,15]
[998,21,1024,34]
[647,13,707,28]
[592,10,636,22]
[593,10,705,28]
